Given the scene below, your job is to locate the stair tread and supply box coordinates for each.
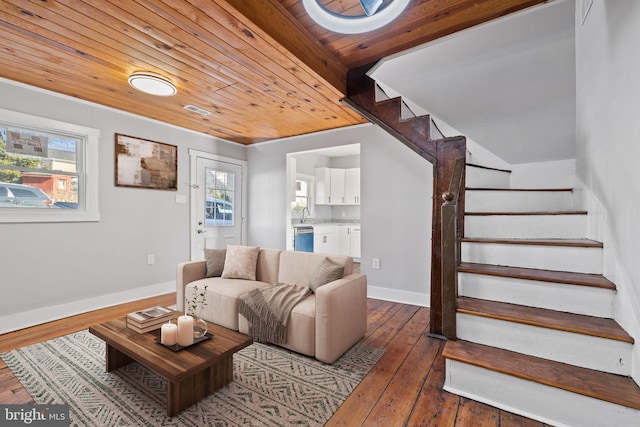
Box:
[458,262,616,290]
[443,340,640,410]
[466,211,587,216]
[462,237,603,248]
[457,297,633,343]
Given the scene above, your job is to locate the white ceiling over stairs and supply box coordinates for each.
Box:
[371,0,576,165]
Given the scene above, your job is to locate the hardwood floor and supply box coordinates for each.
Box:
[0,294,547,426]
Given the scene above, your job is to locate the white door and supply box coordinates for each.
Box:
[190,155,245,260]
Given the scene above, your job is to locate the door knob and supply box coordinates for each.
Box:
[197,229,205,234]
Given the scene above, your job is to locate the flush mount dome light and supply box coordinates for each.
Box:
[128,72,177,96]
[302,0,410,34]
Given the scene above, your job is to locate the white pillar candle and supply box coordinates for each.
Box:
[177,315,194,347]
[161,321,177,346]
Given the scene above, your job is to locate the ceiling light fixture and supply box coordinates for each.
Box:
[301,0,410,34]
[128,72,177,96]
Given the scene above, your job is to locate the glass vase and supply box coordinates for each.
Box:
[193,318,208,338]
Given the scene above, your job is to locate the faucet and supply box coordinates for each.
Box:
[300,207,310,223]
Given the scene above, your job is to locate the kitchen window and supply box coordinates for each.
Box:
[0,108,100,223]
[292,174,314,217]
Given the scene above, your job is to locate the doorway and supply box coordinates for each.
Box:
[189,150,247,260]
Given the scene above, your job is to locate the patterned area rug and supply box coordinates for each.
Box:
[1,330,383,426]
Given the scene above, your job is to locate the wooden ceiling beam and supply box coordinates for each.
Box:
[221,0,348,95]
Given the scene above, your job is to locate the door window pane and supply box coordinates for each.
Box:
[205,168,234,226]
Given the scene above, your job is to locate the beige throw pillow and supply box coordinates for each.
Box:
[221,245,261,280]
[204,248,226,277]
[309,257,344,292]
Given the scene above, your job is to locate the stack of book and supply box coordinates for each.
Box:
[126,306,174,333]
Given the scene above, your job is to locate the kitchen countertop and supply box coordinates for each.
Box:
[292,222,360,228]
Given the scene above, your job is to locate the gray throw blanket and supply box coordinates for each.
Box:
[238,283,311,344]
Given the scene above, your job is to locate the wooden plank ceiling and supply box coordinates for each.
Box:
[0,0,549,144]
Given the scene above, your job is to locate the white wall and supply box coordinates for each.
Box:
[247,124,433,305]
[0,79,245,333]
[574,0,640,382]
[509,159,576,189]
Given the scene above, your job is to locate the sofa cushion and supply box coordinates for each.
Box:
[186,277,271,330]
[204,248,226,277]
[308,257,344,292]
[221,245,260,280]
[255,248,282,285]
[278,251,353,288]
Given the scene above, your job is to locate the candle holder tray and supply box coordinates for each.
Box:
[155,332,213,352]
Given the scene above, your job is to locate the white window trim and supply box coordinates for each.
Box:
[0,108,100,223]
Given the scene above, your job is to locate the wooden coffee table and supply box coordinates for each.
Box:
[89,314,252,417]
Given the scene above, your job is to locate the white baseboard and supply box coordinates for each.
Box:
[367,285,429,307]
[0,281,175,335]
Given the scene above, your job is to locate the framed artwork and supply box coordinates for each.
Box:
[115,133,177,191]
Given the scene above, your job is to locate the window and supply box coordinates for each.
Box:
[294,179,309,210]
[0,108,99,223]
[291,174,314,217]
[205,168,234,226]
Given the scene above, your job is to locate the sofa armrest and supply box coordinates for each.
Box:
[176,260,207,312]
[314,273,367,364]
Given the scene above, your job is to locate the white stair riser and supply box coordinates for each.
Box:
[466,190,575,212]
[461,242,603,274]
[465,214,587,239]
[458,273,615,318]
[457,314,632,375]
[444,360,640,427]
[466,167,510,188]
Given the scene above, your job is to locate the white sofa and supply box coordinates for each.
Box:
[176,248,367,364]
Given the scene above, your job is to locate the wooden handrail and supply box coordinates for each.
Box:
[441,156,466,340]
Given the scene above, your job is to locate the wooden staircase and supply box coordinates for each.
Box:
[343,69,640,424]
[443,164,640,426]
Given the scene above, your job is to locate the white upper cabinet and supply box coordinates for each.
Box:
[345,168,360,205]
[314,167,331,204]
[330,168,345,205]
[315,167,360,205]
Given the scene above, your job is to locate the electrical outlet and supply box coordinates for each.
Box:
[372,258,380,270]
[147,254,155,265]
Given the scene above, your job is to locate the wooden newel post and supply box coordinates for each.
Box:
[429,140,466,338]
[441,191,458,340]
